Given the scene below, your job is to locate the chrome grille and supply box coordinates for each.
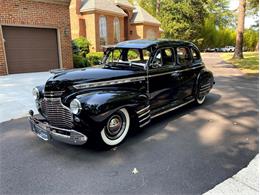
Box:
[44,91,64,98]
[40,98,73,129]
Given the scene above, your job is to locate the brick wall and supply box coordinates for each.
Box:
[129,24,144,40]
[84,12,125,52]
[0,0,73,75]
[143,25,160,39]
[69,0,82,39]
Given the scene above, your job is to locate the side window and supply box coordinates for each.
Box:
[127,49,140,61]
[152,51,162,67]
[191,47,201,62]
[107,49,122,62]
[161,48,174,66]
[177,47,192,66]
[151,48,174,68]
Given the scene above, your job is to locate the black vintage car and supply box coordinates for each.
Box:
[29,40,214,147]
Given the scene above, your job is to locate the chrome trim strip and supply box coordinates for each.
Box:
[151,99,195,119]
[139,115,151,123]
[176,65,203,73]
[73,65,204,89]
[201,83,211,88]
[137,105,150,114]
[74,76,146,89]
[148,65,203,78]
[200,88,211,93]
[139,119,151,128]
[138,110,150,118]
[149,71,173,78]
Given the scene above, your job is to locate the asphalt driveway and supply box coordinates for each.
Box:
[0,53,258,194]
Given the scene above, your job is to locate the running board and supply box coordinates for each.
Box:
[151,99,195,119]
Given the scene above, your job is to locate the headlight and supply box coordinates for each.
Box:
[32,87,40,100]
[70,99,82,114]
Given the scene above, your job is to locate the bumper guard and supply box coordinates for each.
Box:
[28,116,87,145]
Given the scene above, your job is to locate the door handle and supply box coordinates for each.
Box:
[171,72,180,77]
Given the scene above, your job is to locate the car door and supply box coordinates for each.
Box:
[175,46,197,100]
[149,47,178,111]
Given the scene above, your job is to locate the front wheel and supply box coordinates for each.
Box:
[100,108,130,146]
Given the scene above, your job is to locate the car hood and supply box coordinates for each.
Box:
[44,67,144,91]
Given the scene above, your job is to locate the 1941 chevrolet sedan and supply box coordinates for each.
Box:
[29,40,214,147]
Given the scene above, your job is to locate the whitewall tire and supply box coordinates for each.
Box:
[100,108,130,146]
[196,95,206,105]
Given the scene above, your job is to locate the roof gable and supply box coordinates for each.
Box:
[131,5,161,26]
[114,0,134,9]
[80,0,127,16]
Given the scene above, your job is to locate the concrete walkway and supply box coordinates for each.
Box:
[0,72,51,123]
[204,154,259,195]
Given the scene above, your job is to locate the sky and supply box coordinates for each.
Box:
[229,0,258,28]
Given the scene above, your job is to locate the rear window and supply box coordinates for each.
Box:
[191,47,201,61]
[176,47,192,66]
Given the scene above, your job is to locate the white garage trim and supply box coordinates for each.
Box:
[0,25,9,74]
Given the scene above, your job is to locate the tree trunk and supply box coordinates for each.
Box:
[255,41,259,51]
[233,0,246,59]
[156,0,160,16]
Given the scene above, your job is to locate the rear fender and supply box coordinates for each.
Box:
[195,68,214,97]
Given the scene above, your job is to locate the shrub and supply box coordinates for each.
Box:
[72,37,91,57]
[86,52,104,66]
[73,54,90,68]
[128,50,138,60]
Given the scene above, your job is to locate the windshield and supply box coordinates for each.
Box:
[103,48,151,69]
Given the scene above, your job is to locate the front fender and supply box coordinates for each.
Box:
[77,90,148,123]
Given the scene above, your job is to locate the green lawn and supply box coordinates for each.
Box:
[220,52,259,74]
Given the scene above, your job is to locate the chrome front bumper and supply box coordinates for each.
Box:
[28,116,87,145]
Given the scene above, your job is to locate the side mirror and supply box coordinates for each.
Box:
[151,59,161,69]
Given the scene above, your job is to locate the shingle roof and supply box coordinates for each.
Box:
[80,0,127,16]
[131,5,161,26]
[114,0,134,9]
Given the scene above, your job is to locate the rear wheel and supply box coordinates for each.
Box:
[100,108,130,146]
[196,95,206,105]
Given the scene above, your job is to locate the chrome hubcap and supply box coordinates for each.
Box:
[107,115,122,136]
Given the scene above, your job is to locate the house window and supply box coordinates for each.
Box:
[114,17,120,43]
[99,16,107,45]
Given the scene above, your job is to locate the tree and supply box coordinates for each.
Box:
[233,0,246,59]
[205,0,236,28]
[156,0,160,16]
[244,28,259,51]
[159,0,207,44]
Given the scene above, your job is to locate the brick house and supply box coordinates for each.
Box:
[0,0,73,75]
[70,0,161,52]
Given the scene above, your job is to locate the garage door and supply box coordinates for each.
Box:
[2,26,59,74]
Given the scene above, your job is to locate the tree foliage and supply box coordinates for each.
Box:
[159,0,206,44]
[129,0,258,51]
[244,28,259,50]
